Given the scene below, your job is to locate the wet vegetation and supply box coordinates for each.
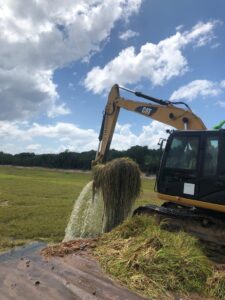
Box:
[93,158,141,232]
[95,216,225,300]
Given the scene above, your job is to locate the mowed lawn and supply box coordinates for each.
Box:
[0,166,158,251]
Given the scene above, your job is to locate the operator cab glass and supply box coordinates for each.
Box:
[157,133,200,198]
[157,130,225,207]
[165,136,199,171]
[203,137,218,176]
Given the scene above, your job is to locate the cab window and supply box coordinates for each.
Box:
[203,137,218,176]
[165,136,199,171]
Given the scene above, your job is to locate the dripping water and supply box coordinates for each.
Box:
[63,181,104,241]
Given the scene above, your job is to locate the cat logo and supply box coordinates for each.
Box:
[142,107,152,115]
[135,106,156,116]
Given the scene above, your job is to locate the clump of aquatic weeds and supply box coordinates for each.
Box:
[94,215,225,299]
[93,157,141,233]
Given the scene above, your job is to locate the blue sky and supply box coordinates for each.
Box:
[0,0,225,154]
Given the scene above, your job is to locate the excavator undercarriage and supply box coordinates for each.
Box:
[133,203,225,249]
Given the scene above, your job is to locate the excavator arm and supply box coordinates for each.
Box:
[94,84,206,164]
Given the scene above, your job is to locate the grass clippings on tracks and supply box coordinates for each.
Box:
[94,215,225,300]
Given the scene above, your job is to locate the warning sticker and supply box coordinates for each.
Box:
[183,183,195,195]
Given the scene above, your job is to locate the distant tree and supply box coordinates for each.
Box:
[107,149,125,161]
[77,150,96,169]
[126,145,149,168]
[0,151,13,165]
[0,146,161,174]
[14,153,36,166]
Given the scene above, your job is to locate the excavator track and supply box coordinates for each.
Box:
[133,203,225,261]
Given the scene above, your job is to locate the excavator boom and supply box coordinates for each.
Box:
[95,84,206,163]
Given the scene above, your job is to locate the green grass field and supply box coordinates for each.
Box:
[0,166,158,252]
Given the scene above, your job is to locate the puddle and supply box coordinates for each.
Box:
[0,241,46,263]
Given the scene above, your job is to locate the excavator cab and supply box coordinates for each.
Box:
[157,130,225,213]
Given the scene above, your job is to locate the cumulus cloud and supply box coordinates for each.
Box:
[220,80,225,88]
[0,69,67,120]
[47,103,71,118]
[112,121,171,150]
[0,120,99,153]
[170,79,224,101]
[0,119,170,154]
[26,144,42,151]
[119,29,139,41]
[0,0,142,120]
[84,21,219,94]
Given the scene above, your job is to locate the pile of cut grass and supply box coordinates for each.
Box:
[94,215,225,300]
[207,269,225,299]
[93,157,141,232]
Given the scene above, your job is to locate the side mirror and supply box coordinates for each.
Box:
[166,129,174,134]
[157,138,166,150]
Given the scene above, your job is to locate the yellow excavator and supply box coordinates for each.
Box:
[94,84,225,247]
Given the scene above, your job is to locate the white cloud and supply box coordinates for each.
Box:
[122,0,143,20]
[170,79,223,101]
[119,29,139,41]
[0,120,99,153]
[176,25,184,32]
[0,0,142,121]
[84,21,219,94]
[220,80,225,88]
[47,103,71,118]
[217,101,225,108]
[0,121,27,140]
[0,119,171,154]
[0,69,67,120]
[184,21,218,47]
[112,121,171,150]
[26,144,42,151]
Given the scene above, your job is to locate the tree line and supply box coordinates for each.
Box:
[0,146,161,174]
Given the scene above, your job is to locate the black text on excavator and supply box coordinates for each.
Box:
[94,84,225,247]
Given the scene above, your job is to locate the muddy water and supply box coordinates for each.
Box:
[63,181,104,241]
[0,242,46,263]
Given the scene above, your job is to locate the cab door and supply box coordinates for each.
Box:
[157,132,200,199]
[198,132,225,205]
